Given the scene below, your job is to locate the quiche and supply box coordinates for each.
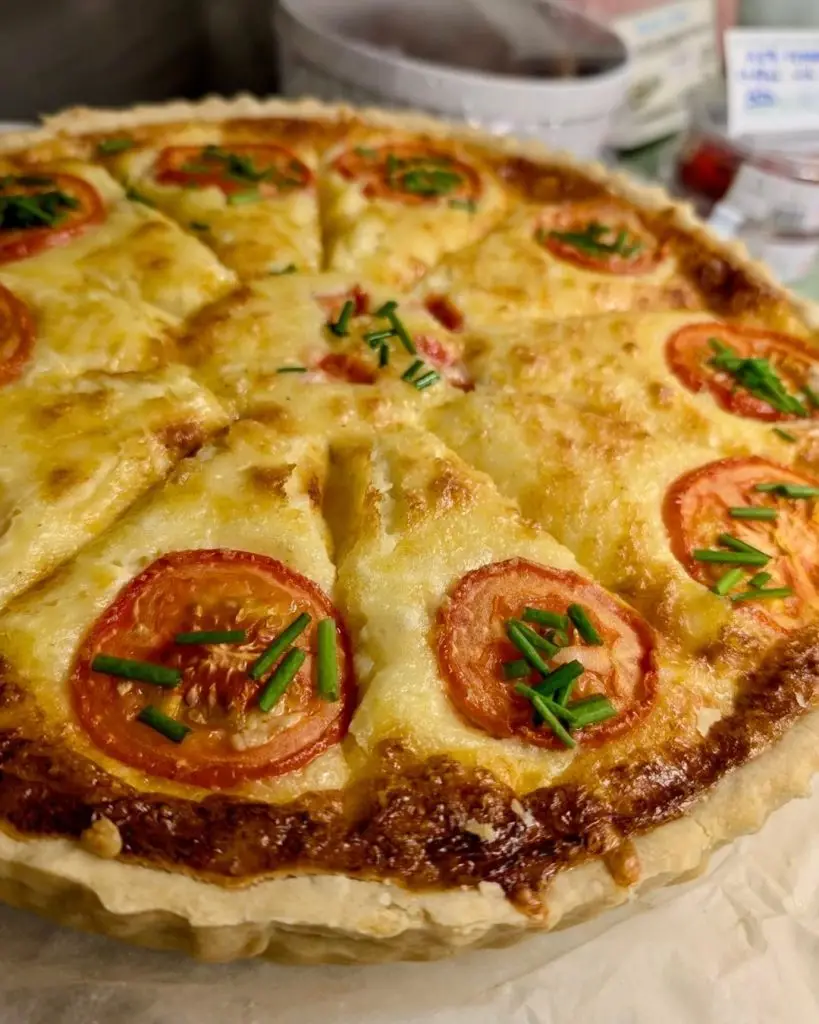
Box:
[0,96,818,965]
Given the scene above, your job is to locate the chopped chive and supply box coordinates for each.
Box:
[354,146,377,157]
[384,310,417,355]
[692,549,769,566]
[564,694,617,728]
[270,264,297,275]
[712,567,745,596]
[374,300,397,317]
[364,329,394,345]
[276,365,308,373]
[502,659,532,680]
[717,533,769,556]
[329,299,355,337]
[97,137,135,155]
[249,613,311,680]
[316,618,339,701]
[805,385,819,408]
[731,586,793,603]
[748,571,772,588]
[378,343,389,368]
[508,619,559,657]
[174,629,246,645]
[258,648,306,712]
[515,684,576,748]
[534,660,585,699]
[449,198,477,212]
[753,482,785,492]
[189,220,210,231]
[125,186,154,206]
[506,621,553,676]
[227,189,261,205]
[548,629,570,647]
[728,506,777,521]
[522,607,568,630]
[413,369,441,391]
[753,482,819,498]
[773,427,797,443]
[91,654,180,688]
[136,705,191,743]
[401,359,424,382]
[567,604,602,645]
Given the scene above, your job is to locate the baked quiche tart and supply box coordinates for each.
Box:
[0,96,818,964]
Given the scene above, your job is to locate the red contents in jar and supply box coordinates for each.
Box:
[677,136,743,205]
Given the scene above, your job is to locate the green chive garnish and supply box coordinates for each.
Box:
[227,189,261,205]
[522,607,568,630]
[707,339,808,417]
[329,299,355,337]
[375,300,397,317]
[382,308,416,355]
[401,359,424,382]
[354,146,377,158]
[125,186,154,206]
[316,618,339,701]
[174,630,246,645]
[508,619,559,657]
[712,567,745,596]
[136,705,191,743]
[506,622,553,676]
[364,329,394,345]
[97,137,134,155]
[258,648,306,712]
[189,220,210,231]
[728,507,777,521]
[731,586,793,603]
[92,654,180,688]
[413,369,440,391]
[249,613,311,680]
[805,385,819,408]
[449,198,477,212]
[270,264,297,275]
[692,549,769,566]
[748,571,772,588]
[567,604,602,645]
[773,484,819,499]
[379,343,389,368]
[773,427,798,442]
[717,533,770,557]
[548,629,570,647]
[564,694,617,728]
[502,659,532,680]
[276,365,308,373]
[514,684,576,748]
[534,661,585,699]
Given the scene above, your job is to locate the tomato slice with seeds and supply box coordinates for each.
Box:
[332,144,482,205]
[154,144,312,196]
[0,172,104,264]
[70,549,354,789]
[437,558,657,748]
[0,283,34,386]
[664,457,819,631]
[666,322,819,422]
[536,199,661,276]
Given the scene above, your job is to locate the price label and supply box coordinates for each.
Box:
[725,29,819,137]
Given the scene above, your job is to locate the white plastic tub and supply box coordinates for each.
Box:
[275,0,631,159]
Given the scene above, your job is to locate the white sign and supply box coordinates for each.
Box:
[725,29,819,136]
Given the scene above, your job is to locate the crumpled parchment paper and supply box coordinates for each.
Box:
[2,776,818,1024]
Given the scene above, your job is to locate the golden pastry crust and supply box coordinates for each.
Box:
[0,94,818,966]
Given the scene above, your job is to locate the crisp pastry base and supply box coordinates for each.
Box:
[1,94,818,963]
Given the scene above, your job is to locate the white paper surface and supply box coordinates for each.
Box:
[2,778,819,1024]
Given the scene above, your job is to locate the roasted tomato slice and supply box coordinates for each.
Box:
[436,558,657,748]
[70,549,354,789]
[0,172,104,264]
[536,199,661,276]
[154,144,312,196]
[666,321,819,422]
[664,457,819,631]
[0,283,34,386]
[332,143,482,205]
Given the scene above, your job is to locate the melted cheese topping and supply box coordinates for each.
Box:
[328,425,696,794]
[0,161,235,381]
[0,366,228,610]
[114,129,321,277]
[320,133,508,288]
[415,206,695,325]
[0,422,348,802]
